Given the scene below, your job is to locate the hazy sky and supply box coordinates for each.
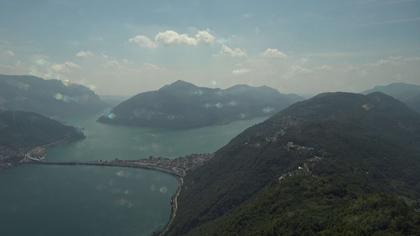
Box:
[0,0,419,96]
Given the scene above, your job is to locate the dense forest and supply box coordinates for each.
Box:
[168,92,420,235]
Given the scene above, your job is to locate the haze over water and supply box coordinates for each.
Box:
[0,115,265,236]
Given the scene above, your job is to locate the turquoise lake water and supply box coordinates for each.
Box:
[0,115,265,236]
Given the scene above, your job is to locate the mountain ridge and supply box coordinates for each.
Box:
[98,80,303,129]
[0,74,107,118]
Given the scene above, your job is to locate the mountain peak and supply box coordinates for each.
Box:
[160,80,198,91]
[271,92,418,127]
[363,83,420,113]
[227,84,252,89]
[225,84,281,96]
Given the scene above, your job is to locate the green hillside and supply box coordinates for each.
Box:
[168,92,420,235]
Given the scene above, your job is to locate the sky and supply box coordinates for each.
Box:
[0,0,419,96]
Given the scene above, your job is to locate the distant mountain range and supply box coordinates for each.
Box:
[98,80,303,129]
[0,74,107,118]
[364,82,420,113]
[167,92,420,235]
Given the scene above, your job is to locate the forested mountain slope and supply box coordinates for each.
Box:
[168,92,420,235]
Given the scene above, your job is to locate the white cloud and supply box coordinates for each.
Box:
[129,30,216,48]
[33,55,50,66]
[317,65,333,71]
[369,56,406,66]
[155,30,198,46]
[195,30,216,44]
[128,35,158,48]
[34,57,48,66]
[262,48,288,59]
[291,65,312,73]
[142,63,161,70]
[232,68,251,75]
[50,61,80,73]
[4,50,15,57]
[103,59,121,68]
[76,50,94,58]
[220,45,247,58]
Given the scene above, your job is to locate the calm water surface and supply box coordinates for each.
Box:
[0,115,265,236]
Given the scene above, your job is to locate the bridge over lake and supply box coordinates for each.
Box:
[23,153,213,178]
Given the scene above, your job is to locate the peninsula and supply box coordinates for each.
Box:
[0,110,85,169]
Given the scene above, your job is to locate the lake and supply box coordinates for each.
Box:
[0,115,265,236]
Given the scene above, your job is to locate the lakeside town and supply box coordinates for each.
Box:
[0,146,22,169]
[0,146,48,170]
[1,144,214,178]
[133,153,214,177]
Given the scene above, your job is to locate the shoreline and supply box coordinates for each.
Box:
[22,159,184,236]
[23,159,184,236]
[159,176,183,236]
[0,133,85,170]
[21,154,214,236]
